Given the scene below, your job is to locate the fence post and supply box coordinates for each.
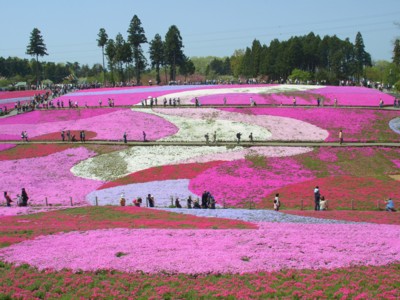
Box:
[45,197,48,206]
[95,196,98,206]
[70,197,73,206]
[301,199,304,210]
[351,199,354,210]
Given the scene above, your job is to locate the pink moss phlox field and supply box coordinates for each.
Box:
[222,107,398,142]
[0,109,177,140]
[1,223,399,274]
[0,144,16,152]
[311,86,395,106]
[153,108,328,141]
[189,157,315,206]
[55,85,265,106]
[186,86,394,106]
[0,147,104,206]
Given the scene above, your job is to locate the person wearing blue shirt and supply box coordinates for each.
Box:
[385,198,396,212]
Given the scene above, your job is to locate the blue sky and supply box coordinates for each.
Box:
[0,0,399,66]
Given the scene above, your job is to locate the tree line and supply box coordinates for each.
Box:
[208,32,373,84]
[1,17,399,90]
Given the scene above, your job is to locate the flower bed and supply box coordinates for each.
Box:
[0,144,70,160]
[0,147,103,206]
[0,206,255,247]
[55,84,271,106]
[192,86,394,106]
[222,107,400,142]
[190,157,315,207]
[0,263,399,299]
[149,107,328,141]
[1,222,399,274]
[0,108,178,141]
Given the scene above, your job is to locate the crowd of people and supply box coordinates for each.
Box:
[117,191,217,209]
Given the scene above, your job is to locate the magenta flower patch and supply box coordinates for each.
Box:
[0,109,178,141]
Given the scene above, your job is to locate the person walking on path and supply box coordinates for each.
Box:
[379,98,384,108]
[123,132,127,144]
[314,186,321,211]
[205,133,209,144]
[236,132,242,144]
[213,131,217,143]
[339,129,343,145]
[249,132,254,143]
[4,191,13,207]
[61,130,65,142]
[143,131,147,142]
[67,130,71,142]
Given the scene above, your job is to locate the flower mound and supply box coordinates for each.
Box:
[0,147,103,206]
[190,156,315,206]
[0,108,178,140]
[1,223,399,274]
[151,107,328,141]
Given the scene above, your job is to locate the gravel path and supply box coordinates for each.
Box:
[157,208,360,224]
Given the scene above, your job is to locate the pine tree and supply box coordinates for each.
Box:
[127,15,147,85]
[26,28,48,88]
[149,34,164,84]
[393,39,400,66]
[354,32,371,80]
[97,28,108,85]
[164,25,185,81]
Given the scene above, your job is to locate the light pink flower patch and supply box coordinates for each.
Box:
[0,109,177,140]
[0,147,104,206]
[189,157,315,206]
[1,223,399,274]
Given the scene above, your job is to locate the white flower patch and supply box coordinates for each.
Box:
[71,145,246,181]
[138,108,271,142]
[141,85,324,105]
[150,108,329,141]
